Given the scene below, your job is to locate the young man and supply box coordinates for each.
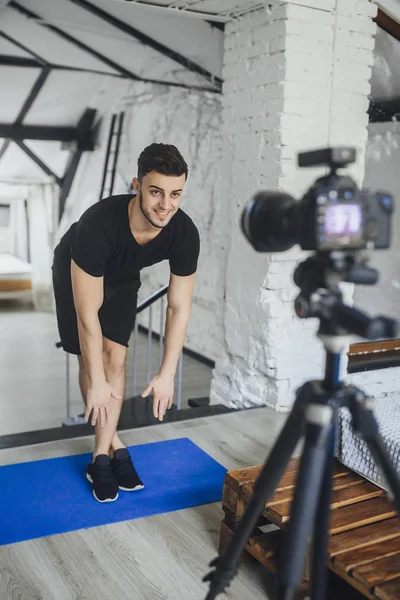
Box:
[52,143,200,503]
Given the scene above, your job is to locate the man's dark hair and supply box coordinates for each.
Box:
[137,143,188,181]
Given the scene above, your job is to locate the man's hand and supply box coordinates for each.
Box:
[85,382,122,427]
[141,373,175,421]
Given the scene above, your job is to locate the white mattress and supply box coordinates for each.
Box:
[338,393,400,489]
[0,253,32,277]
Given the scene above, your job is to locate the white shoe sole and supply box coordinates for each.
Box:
[118,484,145,492]
[86,472,119,503]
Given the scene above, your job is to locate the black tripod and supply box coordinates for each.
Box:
[204,252,400,600]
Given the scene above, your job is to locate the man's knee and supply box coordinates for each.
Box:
[102,339,127,380]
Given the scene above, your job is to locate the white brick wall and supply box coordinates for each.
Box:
[211,0,378,410]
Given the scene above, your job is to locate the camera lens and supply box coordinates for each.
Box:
[241,191,297,252]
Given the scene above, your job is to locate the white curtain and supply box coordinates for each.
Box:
[9,199,29,261]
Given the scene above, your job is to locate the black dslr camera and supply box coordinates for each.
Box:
[241,147,393,253]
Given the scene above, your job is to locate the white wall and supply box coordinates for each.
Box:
[58,78,223,359]
[210,0,378,411]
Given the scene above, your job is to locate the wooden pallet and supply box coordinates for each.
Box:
[219,457,400,599]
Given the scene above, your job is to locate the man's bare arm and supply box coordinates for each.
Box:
[141,271,196,420]
[160,271,196,378]
[70,259,106,386]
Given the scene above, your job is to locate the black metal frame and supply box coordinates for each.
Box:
[0,66,51,161]
[369,98,400,122]
[15,140,61,184]
[59,108,97,221]
[0,29,47,66]
[0,55,128,78]
[0,30,126,78]
[69,0,222,90]
[98,112,125,201]
[0,400,234,450]
[9,1,142,81]
[0,55,42,68]
[9,1,221,93]
[0,124,84,143]
[0,20,99,217]
[0,0,223,221]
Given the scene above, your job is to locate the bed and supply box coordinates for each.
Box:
[338,393,400,488]
[0,253,33,300]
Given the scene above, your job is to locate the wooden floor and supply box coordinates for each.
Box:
[0,300,213,436]
[0,406,289,600]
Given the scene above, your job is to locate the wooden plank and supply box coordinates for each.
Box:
[352,552,400,587]
[238,459,351,503]
[222,484,254,520]
[224,457,300,494]
[327,569,377,600]
[329,497,397,536]
[276,460,350,490]
[329,518,400,557]
[219,519,252,562]
[334,536,400,573]
[0,279,32,291]
[348,339,400,355]
[330,563,376,600]
[242,469,370,507]
[222,484,239,515]
[374,9,400,44]
[247,528,282,560]
[265,482,384,526]
[375,576,400,600]
[220,520,310,597]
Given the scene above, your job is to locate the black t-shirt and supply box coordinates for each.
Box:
[55,194,200,285]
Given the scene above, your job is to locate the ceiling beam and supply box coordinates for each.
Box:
[0,29,48,65]
[69,0,222,89]
[0,66,50,161]
[9,1,220,93]
[114,0,227,23]
[14,140,62,184]
[10,1,141,80]
[18,66,51,123]
[0,124,79,143]
[375,7,400,41]
[59,108,98,220]
[0,54,126,78]
[206,20,224,31]
[0,55,41,67]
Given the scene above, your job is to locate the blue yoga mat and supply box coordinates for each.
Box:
[0,437,227,546]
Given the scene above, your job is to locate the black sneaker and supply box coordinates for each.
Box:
[86,454,119,503]
[110,448,144,492]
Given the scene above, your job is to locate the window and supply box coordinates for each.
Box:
[0,203,10,228]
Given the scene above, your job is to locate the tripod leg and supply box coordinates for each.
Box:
[203,384,310,600]
[309,419,336,600]
[277,403,334,600]
[350,395,400,513]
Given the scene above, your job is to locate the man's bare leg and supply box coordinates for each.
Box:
[78,338,127,460]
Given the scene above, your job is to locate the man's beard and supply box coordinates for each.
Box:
[139,192,166,229]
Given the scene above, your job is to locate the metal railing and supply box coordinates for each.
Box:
[132,284,183,409]
[58,284,184,426]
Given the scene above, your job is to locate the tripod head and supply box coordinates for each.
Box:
[293,251,398,352]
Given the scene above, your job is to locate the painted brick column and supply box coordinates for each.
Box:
[210,0,378,410]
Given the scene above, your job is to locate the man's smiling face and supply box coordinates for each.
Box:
[132,170,186,229]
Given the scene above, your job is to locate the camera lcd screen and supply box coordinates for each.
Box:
[324,204,362,238]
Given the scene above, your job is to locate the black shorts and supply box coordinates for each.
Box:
[52,250,139,355]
